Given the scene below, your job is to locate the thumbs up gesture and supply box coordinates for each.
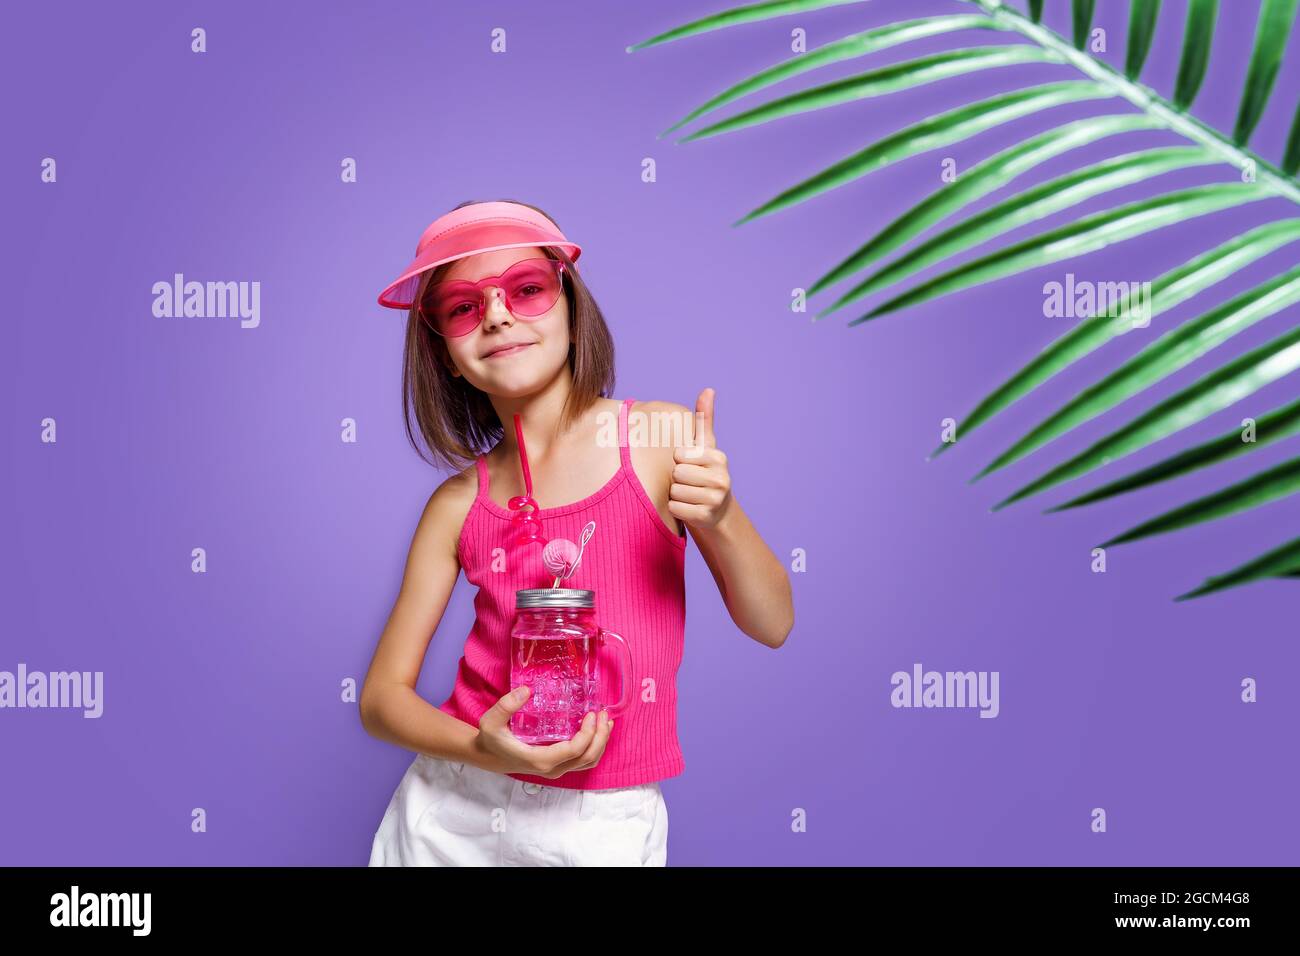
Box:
[669,388,733,530]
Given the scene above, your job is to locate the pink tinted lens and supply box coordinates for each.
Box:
[421,259,563,336]
[423,287,479,335]
[498,259,562,316]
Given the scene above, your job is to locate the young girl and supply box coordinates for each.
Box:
[361,199,793,866]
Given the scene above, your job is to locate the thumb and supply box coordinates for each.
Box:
[482,685,530,727]
[693,387,716,450]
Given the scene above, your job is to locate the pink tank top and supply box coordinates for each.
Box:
[439,397,689,790]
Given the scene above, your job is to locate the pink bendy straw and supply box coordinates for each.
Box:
[510,414,599,671]
[507,413,547,547]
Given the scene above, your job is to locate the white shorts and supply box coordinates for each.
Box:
[368,753,668,867]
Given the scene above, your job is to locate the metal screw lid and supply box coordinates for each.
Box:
[515,588,595,609]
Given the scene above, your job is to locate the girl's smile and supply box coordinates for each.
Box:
[482,340,537,359]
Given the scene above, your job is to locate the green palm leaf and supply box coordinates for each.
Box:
[929,220,1300,459]
[1072,0,1096,50]
[1173,0,1219,110]
[659,15,1004,138]
[1234,0,1299,145]
[1102,456,1300,546]
[678,46,1064,144]
[979,263,1300,479]
[1050,396,1300,511]
[856,183,1272,323]
[1177,536,1300,599]
[809,114,1159,297]
[1287,99,1300,175]
[1125,0,1162,80]
[733,80,1112,226]
[630,0,1300,598]
[822,145,1216,315]
[625,0,871,52]
[995,322,1300,510]
[1284,100,1300,176]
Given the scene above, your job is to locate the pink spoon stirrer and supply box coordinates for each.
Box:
[544,521,596,588]
[542,521,595,675]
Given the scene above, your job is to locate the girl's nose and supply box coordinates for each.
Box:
[483,287,513,327]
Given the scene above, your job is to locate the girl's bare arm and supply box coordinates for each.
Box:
[358,470,488,765]
[687,497,794,649]
[635,395,794,649]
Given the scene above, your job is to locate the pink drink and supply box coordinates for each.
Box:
[508,590,633,745]
[509,633,598,744]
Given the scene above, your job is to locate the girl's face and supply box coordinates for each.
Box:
[437,247,572,398]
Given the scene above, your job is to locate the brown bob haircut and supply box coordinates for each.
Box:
[401,199,616,473]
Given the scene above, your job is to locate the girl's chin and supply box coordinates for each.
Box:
[467,363,562,394]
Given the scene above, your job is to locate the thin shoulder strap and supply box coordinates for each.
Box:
[617,397,635,469]
[474,454,490,499]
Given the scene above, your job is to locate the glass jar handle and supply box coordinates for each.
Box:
[599,628,633,718]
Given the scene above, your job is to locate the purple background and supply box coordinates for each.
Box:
[3,0,1298,866]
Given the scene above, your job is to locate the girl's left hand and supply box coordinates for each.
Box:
[669,388,733,531]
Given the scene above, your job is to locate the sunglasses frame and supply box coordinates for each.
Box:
[419,257,568,338]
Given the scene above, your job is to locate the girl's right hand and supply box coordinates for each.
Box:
[471,686,613,779]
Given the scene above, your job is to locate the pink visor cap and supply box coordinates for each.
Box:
[376,201,583,310]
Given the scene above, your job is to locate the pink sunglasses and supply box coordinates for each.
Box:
[419,257,567,337]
